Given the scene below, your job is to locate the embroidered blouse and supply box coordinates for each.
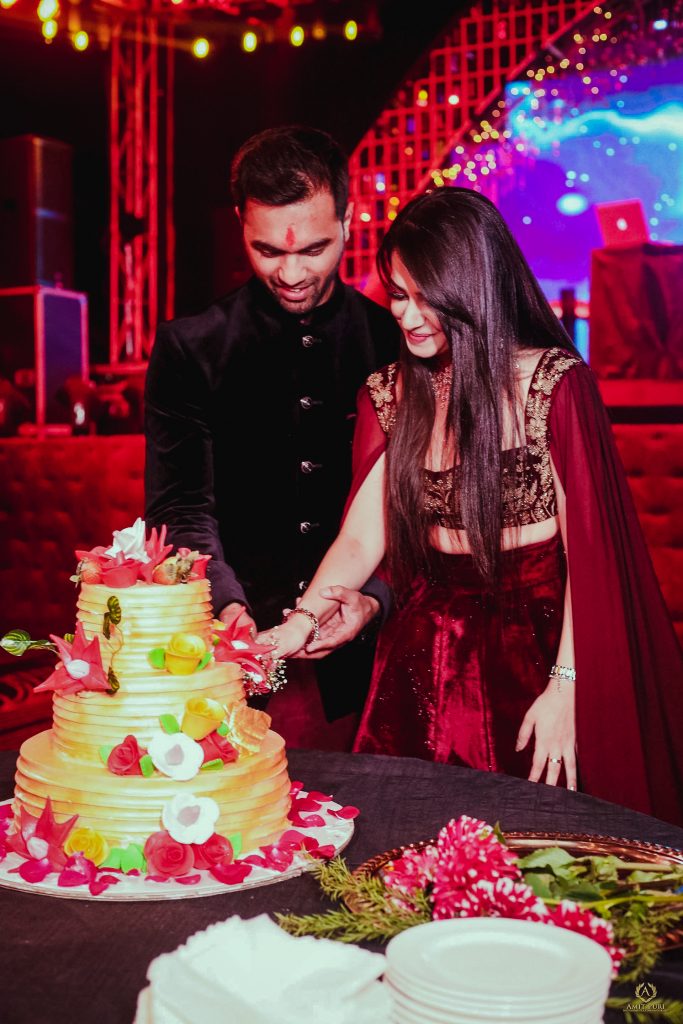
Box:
[365,347,583,530]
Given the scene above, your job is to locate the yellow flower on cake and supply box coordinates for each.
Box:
[63,827,110,866]
[164,633,207,675]
[148,731,204,780]
[162,793,220,845]
[181,697,225,740]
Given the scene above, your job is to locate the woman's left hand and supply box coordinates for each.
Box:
[515,684,577,789]
[255,617,312,660]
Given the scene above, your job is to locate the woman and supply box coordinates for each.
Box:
[263,188,683,823]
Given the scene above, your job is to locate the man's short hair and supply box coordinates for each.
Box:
[230,125,349,221]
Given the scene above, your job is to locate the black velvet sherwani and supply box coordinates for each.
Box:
[144,276,400,717]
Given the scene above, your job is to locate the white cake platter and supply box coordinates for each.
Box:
[0,792,355,901]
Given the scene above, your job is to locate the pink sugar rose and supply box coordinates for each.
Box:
[107,735,147,776]
[191,833,234,870]
[143,830,195,878]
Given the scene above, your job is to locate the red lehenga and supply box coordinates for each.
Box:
[349,348,683,825]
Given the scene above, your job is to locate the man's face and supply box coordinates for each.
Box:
[241,189,352,315]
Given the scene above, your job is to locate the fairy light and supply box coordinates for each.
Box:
[42,17,57,38]
[192,37,210,58]
[0,0,19,8]
[344,20,358,41]
[242,31,258,53]
[290,26,304,47]
[72,29,89,50]
[37,0,58,20]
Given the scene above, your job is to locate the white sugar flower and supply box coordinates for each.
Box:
[162,793,220,845]
[106,517,150,563]
[148,732,204,781]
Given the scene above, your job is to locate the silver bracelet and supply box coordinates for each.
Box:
[283,606,321,644]
[549,663,576,692]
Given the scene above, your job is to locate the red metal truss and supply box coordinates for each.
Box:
[343,0,603,290]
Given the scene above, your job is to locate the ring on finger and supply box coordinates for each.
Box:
[548,756,562,765]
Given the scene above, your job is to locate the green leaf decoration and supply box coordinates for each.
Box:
[148,648,167,670]
[200,758,223,772]
[196,652,212,672]
[0,630,57,658]
[120,844,146,874]
[99,848,122,870]
[216,721,229,737]
[228,832,243,858]
[64,633,75,644]
[107,596,122,625]
[107,667,120,693]
[517,847,576,871]
[524,872,555,899]
[159,714,180,734]
[139,755,155,777]
[99,745,114,766]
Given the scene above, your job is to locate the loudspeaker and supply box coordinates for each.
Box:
[0,136,74,289]
[0,286,88,426]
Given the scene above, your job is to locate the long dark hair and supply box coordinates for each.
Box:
[377,187,574,592]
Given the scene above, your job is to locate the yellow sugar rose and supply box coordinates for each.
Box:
[63,827,110,866]
[165,633,207,675]
[181,697,226,740]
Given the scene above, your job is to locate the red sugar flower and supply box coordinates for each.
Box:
[199,732,238,765]
[138,525,174,583]
[107,735,148,776]
[34,623,109,696]
[7,797,78,872]
[191,833,234,870]
[144,830,195,879]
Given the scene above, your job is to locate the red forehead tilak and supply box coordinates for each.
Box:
[285,226,296,248]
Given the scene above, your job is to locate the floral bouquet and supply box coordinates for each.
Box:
[278,814,683,1015]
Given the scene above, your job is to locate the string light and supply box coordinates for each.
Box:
[72,29,89,50]
[0,0,19,8]
[290,25,304,47]
[192,37,210,58]
[242,30,258,53]
[37,0,58,20]
[344,20,358,41]
[311,22,327,40]
[42,17,57,39]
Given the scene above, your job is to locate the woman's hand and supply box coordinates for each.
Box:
[256,616,313,660]
[516,682,577,789]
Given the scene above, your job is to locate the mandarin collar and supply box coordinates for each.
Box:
[248,275,346,331]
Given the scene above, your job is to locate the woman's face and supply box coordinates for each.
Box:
[388,254,449,360]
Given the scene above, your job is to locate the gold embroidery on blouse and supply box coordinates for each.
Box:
[366,363,398,434]
[366,351,582,529]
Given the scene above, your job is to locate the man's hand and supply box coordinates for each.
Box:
[218,602,257,638]
[291,587,380,660]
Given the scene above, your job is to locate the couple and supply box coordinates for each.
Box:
[145,126,683,824]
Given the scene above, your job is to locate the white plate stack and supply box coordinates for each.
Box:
[384,918,612,1023]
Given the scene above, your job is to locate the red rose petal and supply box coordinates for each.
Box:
[0,805,12,821]
[288,813,326,828]
[12,858,53,883]
[329,806,360,820]
[145,875,169,883]
[292,796,323,812]
[174,874,202,886]
[289,781,304,795]
[309,844,336,859]
[210,861,253,884]
[242,854,268,867]
[306,791,333,802]
[58,869,90,888]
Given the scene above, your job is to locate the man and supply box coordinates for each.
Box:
[144,126,400,721]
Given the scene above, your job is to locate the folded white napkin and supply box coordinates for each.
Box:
[134,914,390,1024]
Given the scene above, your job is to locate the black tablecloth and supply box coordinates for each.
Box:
[2,748,683,1024]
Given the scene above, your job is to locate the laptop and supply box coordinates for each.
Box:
[595,199,649,248]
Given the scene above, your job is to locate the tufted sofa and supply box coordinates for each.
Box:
[1,425,682,750]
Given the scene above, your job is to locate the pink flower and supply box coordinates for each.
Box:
[439,876,548,921]
[177,547,212,580]
[213,615,275,688]
[138,525,174,583]
[547,900,624,975]
[431,816,521,921]
[143,830,195,878]
[107,734,147,775]
[384,844,439,899]
[34,623,109,695]
[7,798,78,872]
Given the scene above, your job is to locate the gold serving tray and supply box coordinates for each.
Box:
[351,831,683,950]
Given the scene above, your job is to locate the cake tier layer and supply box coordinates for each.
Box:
[14,730,291,852]
[77,579,216,678]
[52,662,245,762]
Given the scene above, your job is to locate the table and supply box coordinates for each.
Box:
[2,748,683,1024]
